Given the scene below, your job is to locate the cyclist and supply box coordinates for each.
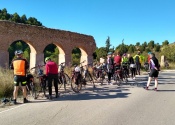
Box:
[10,50,29,104]
[128,54,136,79]
[145,53,160,91]
[107,52,114,85]
[121,53,129,77]
[133,51,141,75]
[45,57,59,99]
[114,51,121,69]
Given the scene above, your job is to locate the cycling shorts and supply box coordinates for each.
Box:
[149,69,159,78]
[14,75,27,86]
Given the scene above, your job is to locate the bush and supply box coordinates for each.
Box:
[0,67,14,98]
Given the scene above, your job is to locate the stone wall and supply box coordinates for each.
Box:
[0,21,96,68]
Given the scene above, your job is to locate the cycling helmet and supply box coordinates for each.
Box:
[75,66,80,72]
[148,52,151,55]
[45,57,51,62]
[15,50,23,55]
[108,52,112,55]
[123,53,126,56]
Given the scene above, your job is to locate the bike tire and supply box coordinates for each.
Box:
[58,78,63,90]
[86,73,96,89]
[71,76,82,93]
[31,82,37,99]
[64,73,71,86]
[62,76,66,91]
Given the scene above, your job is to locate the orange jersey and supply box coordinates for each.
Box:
[10,58,29,76]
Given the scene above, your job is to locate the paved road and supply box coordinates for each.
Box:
[0,71,175,125]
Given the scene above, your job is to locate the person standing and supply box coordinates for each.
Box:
[145,53,160,91]
[114,51,121,68]
[122,53,129,76]
[107,52,114,85]
[10,50,29,104]
[128,54,136,79]
[133,51,141,75]
[45,57,59,99]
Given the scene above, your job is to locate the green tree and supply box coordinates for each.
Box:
[162,40,169,46]
[136,42,140,46]
[105,36,111,54]
[95,47,107,61]
[154,43,161,52]
[21,14,27,24]
[128,45,135,53]
[148,40,155,49]
[27,17,42,26]
[11,13,21,23]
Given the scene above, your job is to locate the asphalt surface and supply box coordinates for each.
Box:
[0,71,175,125]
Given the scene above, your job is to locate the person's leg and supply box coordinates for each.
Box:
[154,77,158,89]
[21,76,27,99]
[13,75,19,103]
[130,68,133,78]
[138,63,141,75]
[133,68,136,78]
[13,86,19,100]
[53,74,58,96]
[47,75,53,97]
[146,77,152,89]
[108,72,111,83]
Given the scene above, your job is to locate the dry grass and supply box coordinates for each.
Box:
[0,67,14,99]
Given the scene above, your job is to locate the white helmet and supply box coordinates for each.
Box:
[75,66,80,72]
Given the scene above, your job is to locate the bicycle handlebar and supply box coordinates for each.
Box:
[30,64,45,70]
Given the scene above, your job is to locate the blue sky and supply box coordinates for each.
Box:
[0,0,175,48]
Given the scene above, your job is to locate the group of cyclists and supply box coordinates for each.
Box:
[9,49,160,105]
[10,50,59,104]
[103,51,144,85]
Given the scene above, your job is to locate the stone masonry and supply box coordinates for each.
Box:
[0,21,96,68]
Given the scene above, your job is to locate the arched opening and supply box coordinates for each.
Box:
[43,43,65,65]
[8,40,36,68]
[71,47,88,65]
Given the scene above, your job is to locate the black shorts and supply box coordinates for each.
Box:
[149,69,159,78]
[14,75,27,86]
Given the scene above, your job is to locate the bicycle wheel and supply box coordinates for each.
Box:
[40,81,46,97]
[117,73,122,86]
[85,73,95,89]
[92,70,98,80]
[71,75,82,93]
[123,71,128,83]
[64,73,71,86]
[30,82,37,99]
[62,76,66,91]
[58,78,63,90]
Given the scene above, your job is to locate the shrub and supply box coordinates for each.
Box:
[0,67,14,98]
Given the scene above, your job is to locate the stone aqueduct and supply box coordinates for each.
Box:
[0,21,96,68]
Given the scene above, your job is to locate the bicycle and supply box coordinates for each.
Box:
[92,63,107,85]
[83,63,96,89]
[71,61,86,93]
[121,62,129,83]
[26,71,37,99]
[30,64,47,98]
[58,62,71,91]
[113,65,123,85]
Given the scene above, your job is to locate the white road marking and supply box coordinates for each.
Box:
[0,104,26,114]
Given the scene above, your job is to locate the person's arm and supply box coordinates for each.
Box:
[45,64,48,76]
[24,59,29,70]
[10,60,14,69]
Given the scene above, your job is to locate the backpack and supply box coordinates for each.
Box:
[135,56,140,63]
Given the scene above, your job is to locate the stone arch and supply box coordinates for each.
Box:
[53,42,66,65]
[43,42,66,65]
[79,47,88,65]
[0,21,96,68]
[8,39,37,69]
